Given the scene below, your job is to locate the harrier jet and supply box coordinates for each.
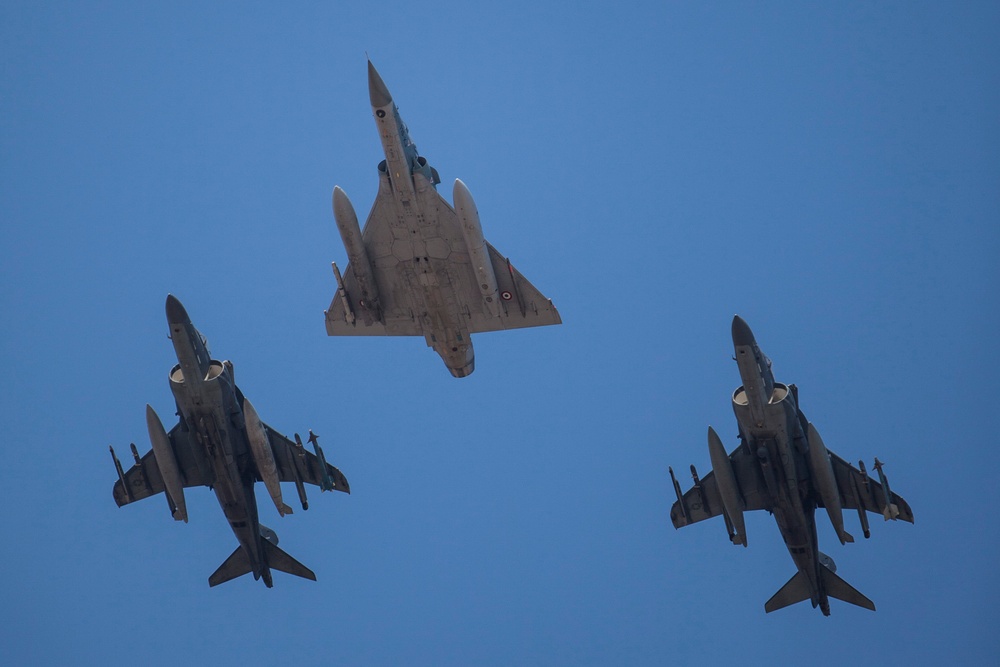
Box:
[324,62,561,377]
[111,295,350,588]
[669,316,913,615]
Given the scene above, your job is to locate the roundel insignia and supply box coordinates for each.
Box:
[501,291,513,301]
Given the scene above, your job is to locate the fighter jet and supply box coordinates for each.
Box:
[110,295,350,588]
[324,61,561,377]
[668,316,913,616]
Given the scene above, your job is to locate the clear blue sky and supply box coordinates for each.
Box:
[2,2,997,664]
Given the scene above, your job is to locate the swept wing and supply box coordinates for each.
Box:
[113,421,349,508]
[326,188,560,336]
[824,452,914,523]
[112,426,210,507]
[263,425,350,494]
[670,444,770,528]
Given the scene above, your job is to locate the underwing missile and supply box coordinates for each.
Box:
[850,474,871,539]
[689,464,701,495]
[807,423,853,544]
[859,459,873,498]
[129,442,153,494]
[110,446,133,503]
[243,398,292,516]
[332,186,382,324]
[687,462,739,539]
[306,430,335,492]
[668,467,690,524]
[330,262,356,325]
[453,179,501,319]
[291,433,309,510]
[146,404,187,522]
[707,426,747,546]
[873,458,900,521]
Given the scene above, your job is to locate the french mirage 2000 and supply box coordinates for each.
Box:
[324,62,561,377]
[669,316,913,616]
[111,295,350,588]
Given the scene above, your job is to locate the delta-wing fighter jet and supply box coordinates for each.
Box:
[669,316,913,616]
[324,62,561,377]
[110,295,350,588]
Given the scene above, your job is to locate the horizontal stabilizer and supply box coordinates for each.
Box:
[764,571,812,613]
[263,539,316,582]
[821,565,875,611]
[209,546,253,587]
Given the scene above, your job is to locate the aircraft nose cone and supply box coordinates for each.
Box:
[367,60,393,108]
[165,294,191,325]
[731,315,756,347]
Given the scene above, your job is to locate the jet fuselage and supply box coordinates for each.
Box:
[730,316,831,614]
[366,62,475,377]
[670,316,909,615]
[165,295,273,586]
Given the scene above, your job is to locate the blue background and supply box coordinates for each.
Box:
[2,2,997,664]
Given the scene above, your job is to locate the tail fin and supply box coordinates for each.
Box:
[820,566,875,611]
[262,539,316,582]
[764,571,813,613]
[209,546,253,587]
[207,542,317,587]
